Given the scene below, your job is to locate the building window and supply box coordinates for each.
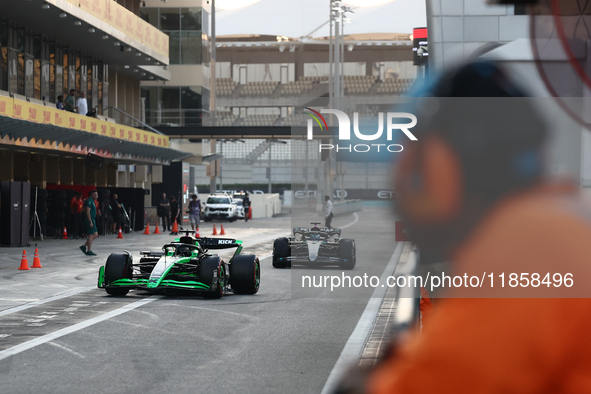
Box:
[160,8,180,31]
[141,86,203,126]
[142,7,204,65]
[140,8,159,28]
[181,8,201,31]
[169,31,180,64]
[181,32,202,64]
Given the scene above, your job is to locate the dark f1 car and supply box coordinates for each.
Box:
[272,222,356,270]
[97,231,260,298]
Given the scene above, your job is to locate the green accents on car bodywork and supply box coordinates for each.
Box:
[160,280,210,289]
[233,240,244,257]
[108,278,209,290]
[98,266,105,288]
[110,278,149,286]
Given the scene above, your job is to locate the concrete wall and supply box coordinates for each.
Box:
[194,160,392,190]
[250,193,282,219]
[426,0,528,71]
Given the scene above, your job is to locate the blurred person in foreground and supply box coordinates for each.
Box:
[338,61,591,393]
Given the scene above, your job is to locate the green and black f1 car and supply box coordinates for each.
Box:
[97,231,260,298]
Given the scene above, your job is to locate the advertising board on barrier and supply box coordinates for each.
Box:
[293,189,397,201]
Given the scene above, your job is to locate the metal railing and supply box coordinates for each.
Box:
[104,107,165,135]
[144,109,209,127]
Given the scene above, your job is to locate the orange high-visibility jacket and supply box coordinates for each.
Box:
[369,183,591,393]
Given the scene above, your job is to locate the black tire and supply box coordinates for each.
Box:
[204,218,212,222]
[338,239,356,270]
[104,253,132,296]
[230,254,260,295]
[199,256,224,299]
[272,237,291,269]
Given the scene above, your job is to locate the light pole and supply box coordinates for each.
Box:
[268,140,272,194]
[328,1,352,203]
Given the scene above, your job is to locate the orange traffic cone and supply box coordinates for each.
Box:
[212,224,218,235]
[248,207,253,220]
[62,227,68,239]
[144,222,151,235]
[117,227,124,239]
[18,250,30,270]
[195,228,200,238]
[220,224,226,235]
[153,224,161,234]
[171,220,179,234]
[32,248,42,268]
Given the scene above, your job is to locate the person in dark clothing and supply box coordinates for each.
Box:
[69,192,82,238]
[170,196,180,231]
[111,193,122,233]
[188,194,201,230]
[325,195,333,229]
[64,89,76,112]
[86,108,98,118]
[160,193,171,231]
[243,192,251,222]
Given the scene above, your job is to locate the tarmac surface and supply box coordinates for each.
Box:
[0,208,401,394]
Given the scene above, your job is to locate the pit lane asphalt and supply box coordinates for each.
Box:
[0,208,399,394]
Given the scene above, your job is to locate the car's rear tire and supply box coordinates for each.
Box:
[199,256,224,299]
[104,253,132,296]
[230,254,260,294]
[272,237,291,268]
[338,239,356,270]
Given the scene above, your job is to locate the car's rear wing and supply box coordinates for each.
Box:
[196,237,243,249]
[293,227,341,236]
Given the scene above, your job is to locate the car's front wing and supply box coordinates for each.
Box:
[98,267,216,292]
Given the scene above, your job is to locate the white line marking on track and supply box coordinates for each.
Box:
[0,296,161,362]
[48,341,85,359]
[340,212,359,229]
[0,287,96,317]
[320,242,404,394]
[180,305,262,319]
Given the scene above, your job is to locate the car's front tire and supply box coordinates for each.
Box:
[273,237,291,268]
[104,253,132,296]
[230,254,260,294]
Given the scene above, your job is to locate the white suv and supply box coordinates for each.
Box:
[203,194,238,222]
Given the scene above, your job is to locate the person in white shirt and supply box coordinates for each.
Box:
[325,195,333,229]
[76,91,88,116]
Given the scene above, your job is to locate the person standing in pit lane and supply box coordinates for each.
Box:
[242,192,251,222]
[80,190,99,256]
[325,195,333,229]
[69,192,82,238]
[188,194,201,231]
[160,193,171,231]
[170,195,180,232]
[111,193,122,233]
